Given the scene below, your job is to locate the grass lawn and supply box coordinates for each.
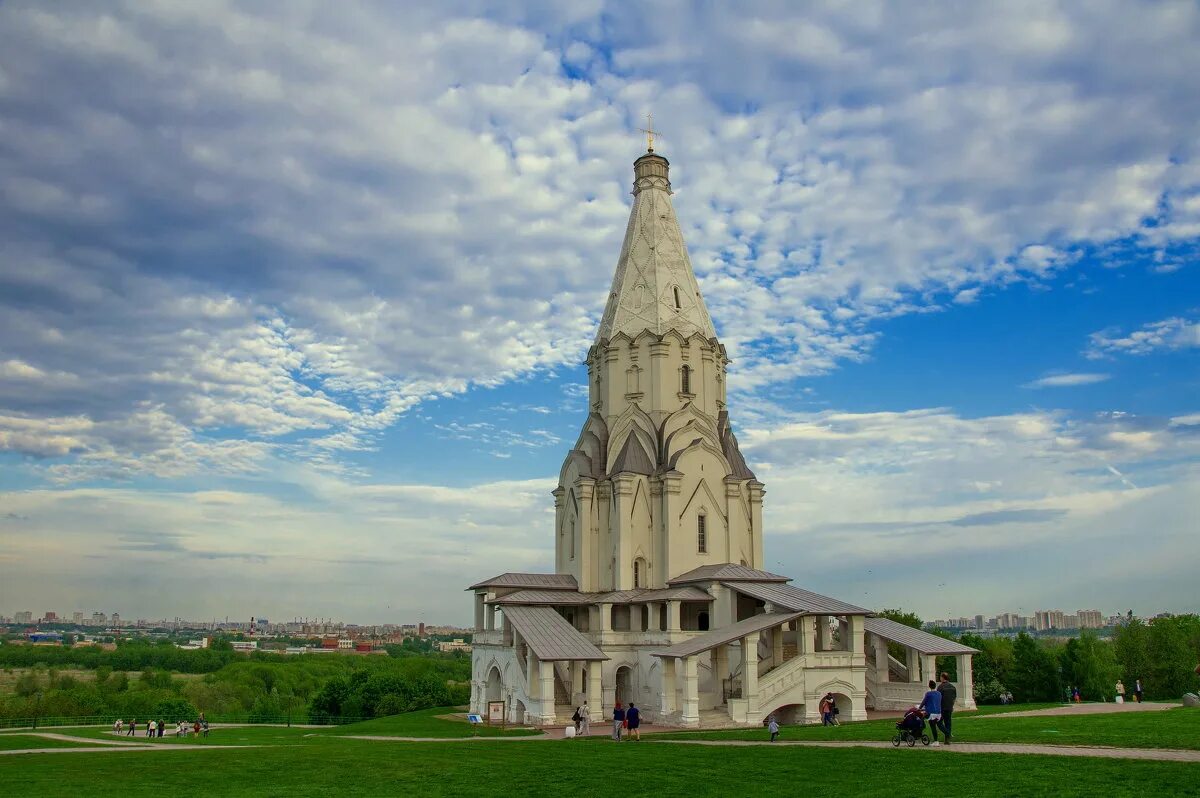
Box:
[0,734,112,751]
[0,735,1195,797]
[325,706,541,738]
[649,706,1200,750]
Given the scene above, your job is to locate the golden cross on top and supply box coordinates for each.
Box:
[638,112,661,153]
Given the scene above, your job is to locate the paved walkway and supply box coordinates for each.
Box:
[0,731,253,756]
[654,738,1200,763]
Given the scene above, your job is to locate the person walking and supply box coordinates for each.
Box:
[626,703,641,741]
[147,719,156,738]
[1134,679,1144,703]
[113,718,123,735]
[1115,680,1126,704]
[127,719,137,737]
[158,718,165,738]
[937,672,957,745]
[611,702,625,741]
[920,679,944,746]
[767,715,779,742]
[578,702,591,737]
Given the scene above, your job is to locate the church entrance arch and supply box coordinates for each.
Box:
[486,666,503,703]
[764,703,803,725]
[615,666,634,706]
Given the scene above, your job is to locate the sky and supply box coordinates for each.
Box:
[0,1,1197,626]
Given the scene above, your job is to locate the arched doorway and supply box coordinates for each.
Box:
[486,666,503,703]
[765,703,803,725]
[615,666,634,706]
[511,699,527,725]
[698,611,710,631]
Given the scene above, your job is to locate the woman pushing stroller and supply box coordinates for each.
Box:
[920,679,945,746]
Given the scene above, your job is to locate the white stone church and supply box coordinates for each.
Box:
[469,147,976,728]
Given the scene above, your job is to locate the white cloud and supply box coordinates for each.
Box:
[1024,372,1111,388]
[1087,316,1200,358]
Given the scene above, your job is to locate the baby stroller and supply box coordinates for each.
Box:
[892,706,931,747]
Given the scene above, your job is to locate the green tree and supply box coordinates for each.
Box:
[1008,632,1061,702]
[1113,618,1152,690]
[1146,617,1200,698]
[1061,631,1119,701]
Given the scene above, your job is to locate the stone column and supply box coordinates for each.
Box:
[681,657,700,725]
[920,654,937,685]
[571,660,585,704]
[849,616,865,656]
[958,653,976,709]
[526,646,538,696]
[647,602,661,632]
[666,600,681,632]
[871,634,890,684]
[660,657,677,716]
[474,594,485,631]
[485,603,496,631]
[598,603,612,637]
[906,646,921,683]
[799,615,815,655]
[713,643,729,698]
[743,632,760,703]
[772,624,784,667]
[818,616,833,651]
[539,660,556,724]
[587,662,603,721]
[747,481,765,568]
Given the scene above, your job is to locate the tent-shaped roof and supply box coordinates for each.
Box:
[468,573,578,591]
[668,563,790,585]
[502,605,608,662]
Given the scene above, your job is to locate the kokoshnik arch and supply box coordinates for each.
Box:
[468,148,977,728]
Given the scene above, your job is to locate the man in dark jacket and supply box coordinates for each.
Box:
[937,672,957,744]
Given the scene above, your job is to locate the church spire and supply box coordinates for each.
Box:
[595,150,717,343]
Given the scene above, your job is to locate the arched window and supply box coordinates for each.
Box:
[697,514,707,553]
[673,286,681,309]
[626,365,641,394]
[698,611,710,631]
[568,517,575,560]
[681,365,691,394]
[633,559,642,588]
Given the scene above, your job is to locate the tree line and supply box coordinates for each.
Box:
[0,638,471,724]
[963,615,1200,703]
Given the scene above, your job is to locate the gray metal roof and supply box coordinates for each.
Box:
[489,586,713,606]
[489,590,597,606]
[468,573,579,591]
[501,605,608,662]
[863,617,978,655]
[727,582,871,616]
[649,612,801,659]
[667,563,790,585]
[598,586,713,603]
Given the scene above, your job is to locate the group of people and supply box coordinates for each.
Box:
[997,691,1015,704]
[567,701,642,741]
[916,671,958,746]
[1114,679,1143,704]
[112,716,209,738]
[818,693,840,727]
